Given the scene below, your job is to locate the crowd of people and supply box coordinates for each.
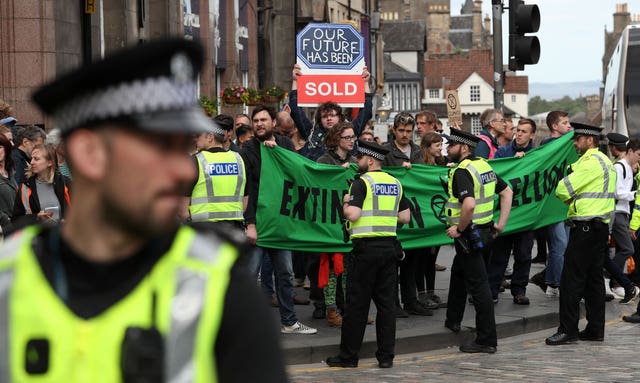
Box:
[3,38,640,381]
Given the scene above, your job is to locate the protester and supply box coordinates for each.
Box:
[325,139,410,369]
[316,122,358,327]
[606,133,640,302]
[11,143,71,224]
[241,104,317,335]
[0,134,17,238]
[415,131,447,308]
[489,118,537,305]
[529,111,573,297]
[546,122,615,345]
[12,125,46,185]
[475,108,505,159]
[236,124,254,147]
[289,64,373,160]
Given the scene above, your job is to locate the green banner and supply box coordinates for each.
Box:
[256,133,578,251]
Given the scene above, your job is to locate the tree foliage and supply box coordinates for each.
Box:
[528,95,590,116]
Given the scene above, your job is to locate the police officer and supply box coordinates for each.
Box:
[184,122,247,230]
[546,122,616,345]
[444,128,513,354]
[325,139,411,369]
[0,39,287,382]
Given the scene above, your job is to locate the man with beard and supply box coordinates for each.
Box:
[0,39,287,382]
[325,139,411,369]
[546,122,616,345]
[444,128,512,354]
[241,105,317,335]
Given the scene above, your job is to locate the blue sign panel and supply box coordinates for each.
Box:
[296,23,364,70]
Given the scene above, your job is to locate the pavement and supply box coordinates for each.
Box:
[275,244,618,365]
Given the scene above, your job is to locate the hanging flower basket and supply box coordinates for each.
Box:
[223,96,244,105]
[262,86,286,103]
[221,85,248,105]
[262,95,281,103]
[245,88,263,105]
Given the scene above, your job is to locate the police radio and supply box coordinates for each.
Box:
[121,292,164,382]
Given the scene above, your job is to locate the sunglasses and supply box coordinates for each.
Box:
[397,115,415,125]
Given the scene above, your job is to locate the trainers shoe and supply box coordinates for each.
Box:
[427,292,442,304]
[281,321,317,334]
[611,286,625,299]
[620,286,639,305]
[294,278,305,287]
[546,286,560,297]
[404,303,433,316]
[419,297,439,310]
[435,263,447,271]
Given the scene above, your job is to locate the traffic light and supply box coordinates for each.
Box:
[508,0,540,71]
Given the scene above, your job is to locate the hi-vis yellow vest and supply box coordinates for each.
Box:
[446,158,497,226]
[190,150,246,222]
[0,225,237,383]
[556,148,615,222]
[349,172,402,238]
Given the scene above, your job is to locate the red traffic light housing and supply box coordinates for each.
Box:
[509,0,540,71]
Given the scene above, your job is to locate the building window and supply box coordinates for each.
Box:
[429,89,439,99]
[511,95,516,102]
[471,116,482,135]
[470,85,480,102]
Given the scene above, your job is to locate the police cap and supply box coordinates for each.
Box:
[447,128,480,148]
[356,139,389,161]
[32,38,213,136]
[606,132,628,146]
[571,122,603,138]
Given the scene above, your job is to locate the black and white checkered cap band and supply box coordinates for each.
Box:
[211,125,227,136]
[358,146,386,160]
[448,135,477,147]
[574,128,600,136]
[53,76,197,132]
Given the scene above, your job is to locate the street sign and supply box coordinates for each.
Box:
[446,90,462,126]
[296,23,365,107]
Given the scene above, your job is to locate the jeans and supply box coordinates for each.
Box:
[546,222,569,287]
[488,231,534,298]
[247,246,297,326]
[260,251,275,296]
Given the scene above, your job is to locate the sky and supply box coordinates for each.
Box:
[454,0,640,84]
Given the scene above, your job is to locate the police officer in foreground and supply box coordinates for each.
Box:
[182,122,247,229]
[545,123,616,345]
[444,129,513,354]
[325,139,411,369]
[0,39,287,382]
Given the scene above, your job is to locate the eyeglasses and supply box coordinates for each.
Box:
[340,135,356,141]
[492,119,505,123]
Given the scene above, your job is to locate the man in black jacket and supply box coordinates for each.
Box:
[241,105,317,335]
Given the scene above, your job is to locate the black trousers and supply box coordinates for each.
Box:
[400,248,425,305]
[488,231,534,298]
[339,238,398,363]
[558,221,607,337]
[446,239,497,347]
